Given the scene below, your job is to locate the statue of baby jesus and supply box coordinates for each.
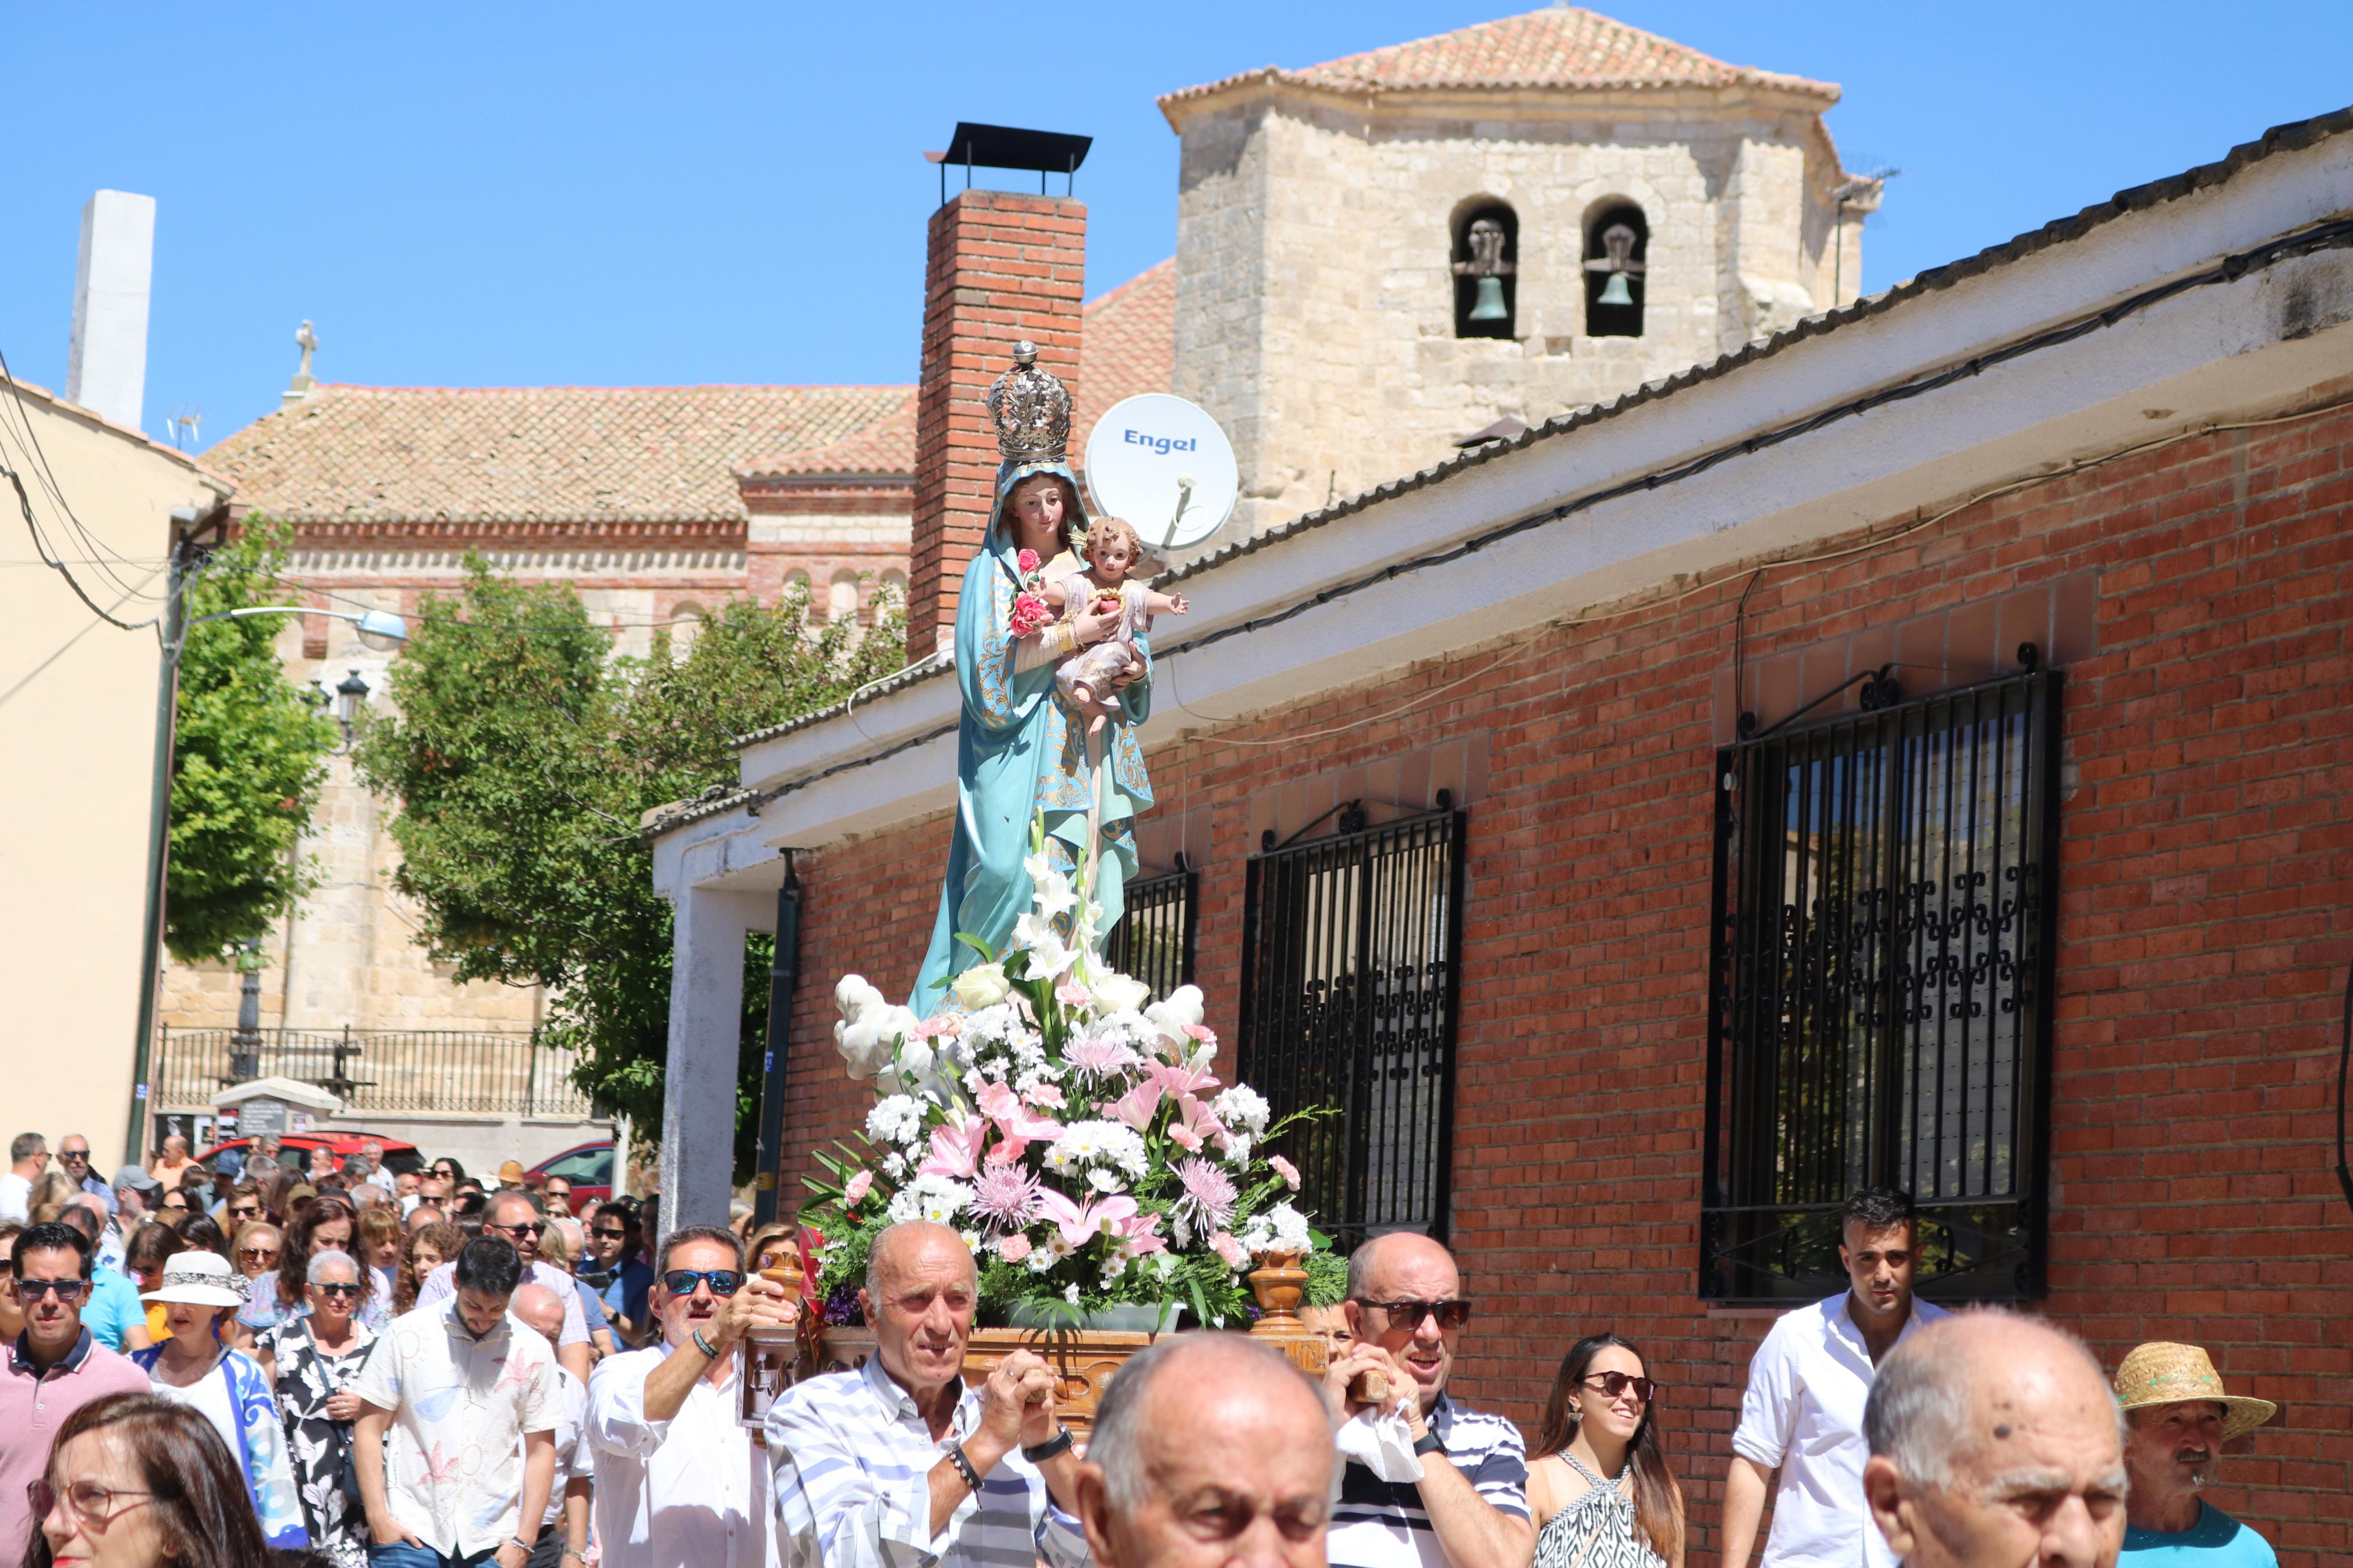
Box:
[1042,516,1190,734]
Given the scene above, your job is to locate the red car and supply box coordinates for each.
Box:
[528,1140,615,1215]
[198,1132,425,1178]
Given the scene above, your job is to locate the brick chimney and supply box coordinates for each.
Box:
[907,190,1085,662]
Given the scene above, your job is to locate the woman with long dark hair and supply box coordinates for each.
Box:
[1528,1334,1685,1568]
[27,1391,273,1568]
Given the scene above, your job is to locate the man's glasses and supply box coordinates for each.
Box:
[488,1222,539,1241]
[591,1228,630,1240]
[13,1278,87,1303]
[1581,1371,1658,1404]
[28,1478,152,1528]
[229,1204,261,1219]
[58,1151,88,1165]
[661,1269,743,1297]
[1360,1298,1473,1331]
[314,1281,363,1299]
[239,1246,279,1264]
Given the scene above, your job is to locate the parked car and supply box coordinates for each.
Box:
[197,1132,424,1178]
[528,1140,614,1215]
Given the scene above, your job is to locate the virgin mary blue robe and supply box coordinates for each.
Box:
[910,461,1153,1009]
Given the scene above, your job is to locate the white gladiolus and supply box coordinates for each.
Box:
[952,963,1010,1011]
[1032,869,1078,922]
[1012,913,1077,980]
[1089,973,1151,1018]
[1145,984,1205,1042]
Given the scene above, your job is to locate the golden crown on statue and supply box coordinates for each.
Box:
[986,341,1071,464]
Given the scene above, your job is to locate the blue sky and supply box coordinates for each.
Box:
[3,3,2348,451]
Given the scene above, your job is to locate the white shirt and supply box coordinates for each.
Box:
[350,1297,562,1558]
[1730,1292,1953,1568]
[766,1354,1087,1568]
[537,1366,595,1533]
[419,1258,590,1347]
[590,1341,777,1568]
[150,1357,241,1457]
[0,1173,29,1222]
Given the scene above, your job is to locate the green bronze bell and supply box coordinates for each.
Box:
[1467,275,1509,322]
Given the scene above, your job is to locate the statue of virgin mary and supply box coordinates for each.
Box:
[910,343,1155,1008]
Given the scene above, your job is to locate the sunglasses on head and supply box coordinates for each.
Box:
[1361,1297,1472,1331]
[14,1278,87,1303]
[1581,1371,1658,1404]
[661,1268,743,1297]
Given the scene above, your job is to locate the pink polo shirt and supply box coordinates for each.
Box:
[0,1329,151,1566]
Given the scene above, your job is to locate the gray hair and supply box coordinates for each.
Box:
[10,1133,44,1164]
[1864,1308,2123,1488]
[863,1221,975,1303]
[306,1247,360,1285]
[1091,1334,1330,1512]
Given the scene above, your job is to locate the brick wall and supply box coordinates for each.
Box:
[773,403,2353,1563]
[906,190,1085,661]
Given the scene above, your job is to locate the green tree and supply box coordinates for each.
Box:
[165,520,339,962]
[356,560,902,1176]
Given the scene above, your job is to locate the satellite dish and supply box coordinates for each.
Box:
[1083,394,1237,553]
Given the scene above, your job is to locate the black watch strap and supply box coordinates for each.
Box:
[1412,1431,1445,1457]
[1021,1425,1075,1464]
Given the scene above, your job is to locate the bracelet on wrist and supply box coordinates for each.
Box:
[691,1328,721,1359]
[1021,1425,1075,1464]
[945,1442,984,1494]
[1411,1431,1444,1457]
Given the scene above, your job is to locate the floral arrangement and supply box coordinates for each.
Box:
[803,822,1344,1327]
[1006,547,1054,638]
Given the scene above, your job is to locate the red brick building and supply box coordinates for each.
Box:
[654,110,2353,1561]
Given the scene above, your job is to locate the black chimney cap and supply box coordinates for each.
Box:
[926,122,1092,176]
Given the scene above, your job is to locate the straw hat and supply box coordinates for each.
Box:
[140,1251,246,1309]
[2114,1342,2277,1441]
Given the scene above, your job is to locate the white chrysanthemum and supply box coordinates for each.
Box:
[1239,1201,1313,1254]
[1221,1133,1254,1169]
[1063,1282,1081,1305]
[885,1172,973,1226]
[882,1151,908,1180]
[1211,1085,1270,1136]
[1044,1120,1149,1179]
[1084,1167,1127,1194]
[866,1095,927,1148]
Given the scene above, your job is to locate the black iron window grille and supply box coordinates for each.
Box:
[1106,861,1198,1002]
[1703,662,2062,1303]
[1240,801,1467,1249]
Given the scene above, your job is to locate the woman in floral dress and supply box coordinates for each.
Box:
[254,1247,376,1568]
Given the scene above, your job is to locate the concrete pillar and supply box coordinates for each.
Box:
[658,886,768,1228]
[66,191,155,432]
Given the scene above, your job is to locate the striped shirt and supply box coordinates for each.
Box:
[1330,1392,1530,1568]
[766,1353,1089,1568]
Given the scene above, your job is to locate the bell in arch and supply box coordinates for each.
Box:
[1596,270,1635,308]
[1467,275,1510,322]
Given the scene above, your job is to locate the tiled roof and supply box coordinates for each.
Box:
[210,383,913,524]
[215,262,1177,522]
[1160,5,1837,117]
[1074,258,1177,458]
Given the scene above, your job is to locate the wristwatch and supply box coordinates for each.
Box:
[1412,1432,1445,1457]
[1022,1425,1076,1463]
[691,1328,722,1359]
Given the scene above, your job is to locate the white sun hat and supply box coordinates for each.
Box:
[140,1251,245,1308]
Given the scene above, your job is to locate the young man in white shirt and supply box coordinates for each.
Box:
[1722,1187,1952,1568]
[0,1133,47,1222]
[587,1224,798,1568]
[513,1283,595,1568]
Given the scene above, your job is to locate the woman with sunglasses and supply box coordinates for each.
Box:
[230,1220,283,1281]
[255,1248,377,1568]
[29,1393,273,1568]
[129,1253,310,1551]
[229,1194,386,1350]
[1528,1334,1685,1568]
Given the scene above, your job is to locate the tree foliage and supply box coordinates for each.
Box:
[166,519,338,962]
[355,561,903,1175]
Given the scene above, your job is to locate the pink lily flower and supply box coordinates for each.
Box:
[977,1080,1064,1165]
[1035,1189,1140,1247]
[1105,1080,1164,1131]
[918,1112,989,1179]
[1148,1061,1220,1100]
[1108,1210,1167,1258]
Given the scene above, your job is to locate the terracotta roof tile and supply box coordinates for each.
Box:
[1161,5,1837,116]
[736,390,917,479]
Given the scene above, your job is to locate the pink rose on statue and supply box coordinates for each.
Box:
[1269,1155,1301,1190]
[843,1171,873,1207]
[1010,591,1052,637]
[1211,1232,1250,1270]
[1017,548,1041,575]
[999,1233,1033,1264]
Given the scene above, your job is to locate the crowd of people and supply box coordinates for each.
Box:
[0,1132,2282,1568]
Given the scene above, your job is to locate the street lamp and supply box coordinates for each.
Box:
[123,521,412,1166]
[335,668,371,747]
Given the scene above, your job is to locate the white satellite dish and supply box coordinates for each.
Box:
[1083,394,1238,553]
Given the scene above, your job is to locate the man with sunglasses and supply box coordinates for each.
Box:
[1320,1233,1531,1568]
[586,1224,798,1566]
[54,1135,114,1217]
[1723,1186,1951,1568]
[418,1191,595,1384]
[0,1221,151,1562]
[581,1205,655,1350]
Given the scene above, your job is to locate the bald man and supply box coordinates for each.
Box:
[1076,1334,1334,1568]
[513,1283,594,1568]
[1321,1233,1531,1568]
[768,1220,1089,1568]
[1861,1310,2128,1568]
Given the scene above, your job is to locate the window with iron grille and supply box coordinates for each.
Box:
[1703,664,2061,1303]
[1240,801,1466,1249]
[1105,862,1198,1002]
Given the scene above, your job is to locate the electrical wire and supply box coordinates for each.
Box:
[0,342,166,603]
[729,215,2353,811]
[4,463,165,634]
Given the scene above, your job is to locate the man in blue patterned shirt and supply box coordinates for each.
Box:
[767,1221,1090,1568]
[1322,1233,1532,1568]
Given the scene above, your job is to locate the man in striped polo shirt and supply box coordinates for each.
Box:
[768,1221,1090,1568]
[1322,1234,1534,1568]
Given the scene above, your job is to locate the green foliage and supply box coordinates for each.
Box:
[165,520,338,962]
[354,561,902,1178]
